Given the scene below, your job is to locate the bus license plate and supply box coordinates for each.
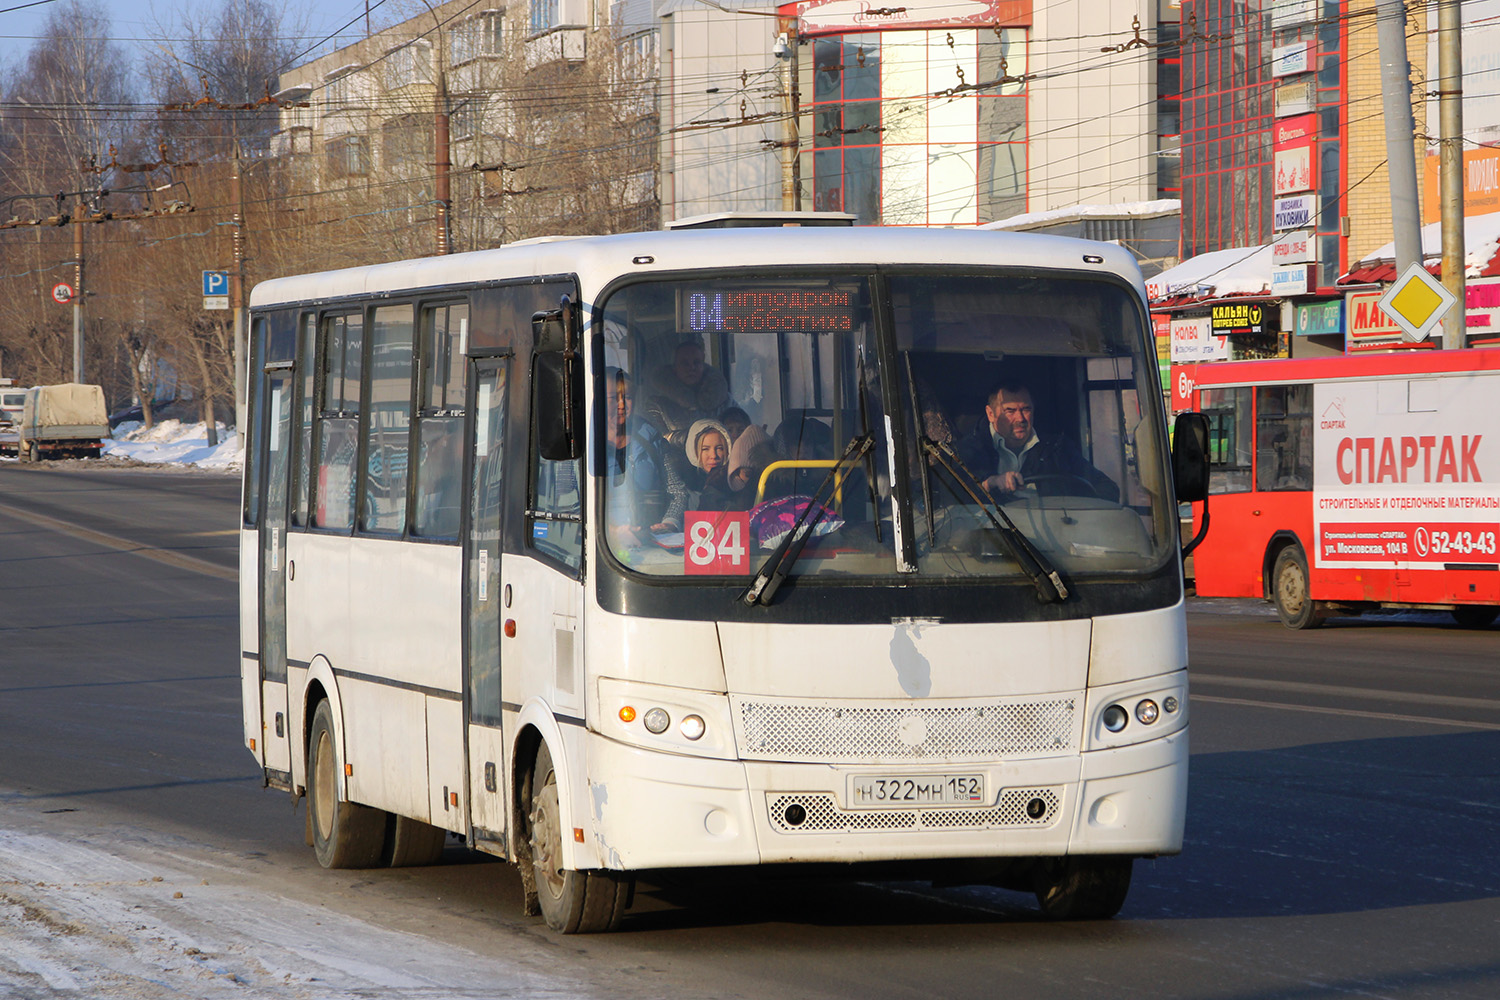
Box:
[846,774,985,809]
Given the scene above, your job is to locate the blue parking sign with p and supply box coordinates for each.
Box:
[203,270,229,296]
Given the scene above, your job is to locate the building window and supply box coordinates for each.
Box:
[808,27,1026,227]
[385,41,432,90]
[323,70,359,111]
[1180,0,1274,258]
[382,114,429,169]
[530,0,558,35]
[326,134,371,177]
[453,11,505,64]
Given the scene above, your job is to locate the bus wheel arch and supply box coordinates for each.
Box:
[1033,855,1133,920]
[306,698,387,868]
[523,739,629,933]
[1270,542,1326,630]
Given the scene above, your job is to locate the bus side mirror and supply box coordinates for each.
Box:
[534,352,582,461]
[1172,411,1209,503]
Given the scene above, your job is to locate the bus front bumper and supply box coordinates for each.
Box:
[583,727,1187,870]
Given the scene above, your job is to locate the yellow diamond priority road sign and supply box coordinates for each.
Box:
[1377,262,1457,343]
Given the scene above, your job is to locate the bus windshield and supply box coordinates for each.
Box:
[598,270,1173,581]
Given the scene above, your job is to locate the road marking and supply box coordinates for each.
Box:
[1192,694,1500,731]
[1193,672,1500,712]
[0,503,237,582]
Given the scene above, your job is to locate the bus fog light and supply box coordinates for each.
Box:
[1163,696,1179,714]
[1102,704,1128,732]
[643,708,670,734]
[680,714,706,740]
[1135,699,1160,725]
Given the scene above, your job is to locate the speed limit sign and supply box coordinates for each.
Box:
[51,282,74,304]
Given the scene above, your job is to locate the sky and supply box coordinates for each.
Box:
[0,0,383,76]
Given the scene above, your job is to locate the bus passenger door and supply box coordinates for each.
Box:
[259,367,294,775]
[465,359,510,845]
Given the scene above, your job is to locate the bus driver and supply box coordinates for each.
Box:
[957,383,1119,501]
[604,367,688,548]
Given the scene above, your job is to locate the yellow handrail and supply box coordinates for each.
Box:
[756,459,844,505]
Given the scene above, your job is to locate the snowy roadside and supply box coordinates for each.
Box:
[0,801,593,1000]
[99,420,242,473]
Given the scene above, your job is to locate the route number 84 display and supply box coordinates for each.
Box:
[684,511,750,575]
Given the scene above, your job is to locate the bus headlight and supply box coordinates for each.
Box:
[643,708,670,734]
[1102,704,1129,732]
[680,715,706,741]
[1135,699,1160,725]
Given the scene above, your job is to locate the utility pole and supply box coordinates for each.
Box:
[777,18,802,212]
[231,135,246,436]
[436,71,452,255]
[1438,0,1467,348]
[1375,0,1423,284]
[72,193,84,383]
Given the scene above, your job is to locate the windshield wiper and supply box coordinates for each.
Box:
[922,440,1070,603]
[742,433,873,607]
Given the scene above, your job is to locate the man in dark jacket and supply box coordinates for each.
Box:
[955,383,1119,501]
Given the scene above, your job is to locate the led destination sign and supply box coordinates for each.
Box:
[679,286,858,332]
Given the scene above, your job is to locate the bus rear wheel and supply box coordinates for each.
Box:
[1452,605,1499,628]
[308,700,387,869]
[527,742,629,933]
[1272,546,1325,630]
[385,815,447,867]
[1033,856,1133,920]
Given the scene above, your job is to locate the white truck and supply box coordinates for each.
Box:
[9,383,110,461]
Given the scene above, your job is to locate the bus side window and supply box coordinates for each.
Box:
[1254,384,1313,491]
[530,433,583,573]
[244,315,268,527]
[1200,386,1252,494]
[291,314,317,526]
[413,302,468,538]
[361,305,415,533]
[313,313,364,530]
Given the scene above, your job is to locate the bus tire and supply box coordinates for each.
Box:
[1452,605,1499,628]
[527,742,629,933]
[385,815,447,867]
[1034,856,1132,920]
[307,700,387,869]
[1271,546,1325,630]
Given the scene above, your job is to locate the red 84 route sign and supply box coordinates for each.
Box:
[51,282,75,304]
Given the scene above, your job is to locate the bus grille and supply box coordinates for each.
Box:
[766,788,1062,834]
[733,697,1077,763]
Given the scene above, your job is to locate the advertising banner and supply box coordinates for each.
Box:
[1345,290,1404,344]
[1463,275,1500,340]
[1270,0,1319,28]
[1295,299,1343,337]
[1274,139,1316,195]
[1421,146,1500,224]
[790,0,1031,36]
[1272,41,1311,77]
[1170,316,1229,361]
[1274,194,1315,231]
[1210,301,1273,336]
[1272,230,1315,266]
[1170,363,1196,412]
[1271,265,1310,297]
[1274,113,1318,146]
[1275,79,1315,117]
[1312,376,1500,570]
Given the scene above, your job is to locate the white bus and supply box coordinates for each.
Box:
[241,227,1206,932]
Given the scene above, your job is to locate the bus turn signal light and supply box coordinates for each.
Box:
[619,706,636,723]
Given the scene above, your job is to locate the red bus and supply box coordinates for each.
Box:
[1181,349,1500,628]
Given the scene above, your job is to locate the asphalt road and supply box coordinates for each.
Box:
[1,461,1497,999]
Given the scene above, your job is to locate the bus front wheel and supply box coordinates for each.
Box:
[527,742,629,933]
[307,700,387,869]
[1272,546,1325,630]
[1033,856,1132,920]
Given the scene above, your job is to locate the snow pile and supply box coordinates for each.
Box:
[1349,209,1500,276]
[982,199,1181,231]
[102,419,243,471]
[1145,243,1275,303]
